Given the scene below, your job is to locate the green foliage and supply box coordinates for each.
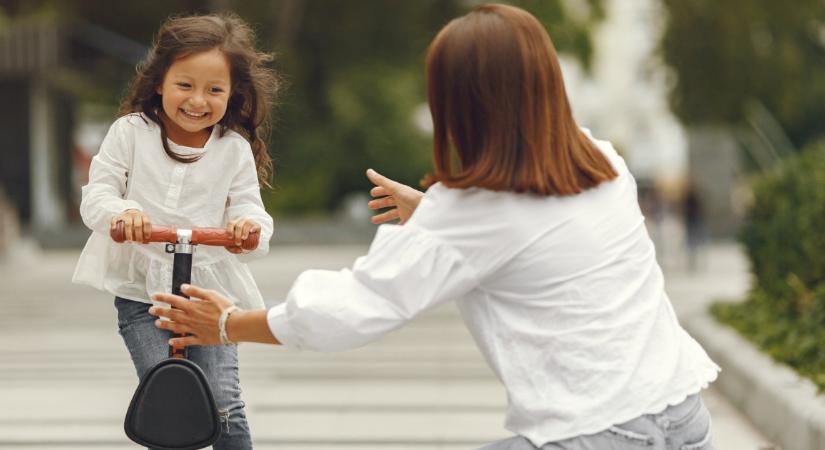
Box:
[659,0,825,148]
[9,0,604,216]
[713,139,825,390]
[250,0,606,215]
[255,1,461,214]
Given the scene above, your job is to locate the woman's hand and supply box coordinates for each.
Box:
[366,169,424,225]
[111,209,152,242]
[150,284,279,347]
[150,284,234,347]
[225,218,261,253]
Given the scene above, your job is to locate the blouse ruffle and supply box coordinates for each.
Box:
[74,232,265,310]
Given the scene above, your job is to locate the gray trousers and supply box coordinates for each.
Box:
[479,394,712,450]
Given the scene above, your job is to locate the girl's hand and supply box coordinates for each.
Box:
[225,218,261,253]
[111,209,152,242]
[366,168,424,225]
[150,284,233,347]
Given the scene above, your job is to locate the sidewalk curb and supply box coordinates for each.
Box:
[684,312,825,450]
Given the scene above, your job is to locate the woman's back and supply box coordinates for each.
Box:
[407,131,718,443]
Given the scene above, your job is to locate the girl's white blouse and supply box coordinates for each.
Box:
[73,114,273,310]
[266,130,719,445]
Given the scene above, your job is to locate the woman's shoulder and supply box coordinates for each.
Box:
[413,183,517,230]
[420,183,473,211]
[424,182,516,206]
[579,127,629,175]
[407,183,542,276]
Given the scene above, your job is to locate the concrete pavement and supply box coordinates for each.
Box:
[0,243,775,448]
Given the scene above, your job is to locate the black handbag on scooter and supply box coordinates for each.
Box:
[124,358,221,450]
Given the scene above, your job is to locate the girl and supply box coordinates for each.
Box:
[72,13,278,449]
[150,4,717,450]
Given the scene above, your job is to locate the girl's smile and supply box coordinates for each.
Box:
[156,48,231,147]
[181,109,209,119]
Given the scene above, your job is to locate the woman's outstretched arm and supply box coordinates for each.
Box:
[151,221,479,351]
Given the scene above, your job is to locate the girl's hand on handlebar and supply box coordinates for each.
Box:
[225,218,261,253]
[111,209,152,243]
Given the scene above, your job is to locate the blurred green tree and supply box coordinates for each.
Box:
[3,0,604,215]
[242,0,605,214]
[660,0,825,148]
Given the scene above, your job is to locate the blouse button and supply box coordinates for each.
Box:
[175,167,184,174]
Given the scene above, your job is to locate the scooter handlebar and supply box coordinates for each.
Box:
[110,222,260,250]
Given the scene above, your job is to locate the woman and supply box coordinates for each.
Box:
[150,4,717,449]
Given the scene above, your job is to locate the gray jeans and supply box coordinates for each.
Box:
[480,394,713,450]
[115,297,252,450]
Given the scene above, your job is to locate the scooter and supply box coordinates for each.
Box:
[111,223,259,450]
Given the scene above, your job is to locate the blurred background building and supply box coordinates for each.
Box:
[0,19,145,239]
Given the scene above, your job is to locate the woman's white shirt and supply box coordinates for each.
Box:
[73,113,273,309]
[266,130,718,445]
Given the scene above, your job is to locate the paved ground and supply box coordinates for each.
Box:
[0,242,776,449]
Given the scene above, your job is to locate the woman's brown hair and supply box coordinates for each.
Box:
[424,4,617,195]
[118,13,279,187]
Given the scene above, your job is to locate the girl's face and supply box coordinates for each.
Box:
[156,48,231,145]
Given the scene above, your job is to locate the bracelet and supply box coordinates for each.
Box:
[219,305,240,345]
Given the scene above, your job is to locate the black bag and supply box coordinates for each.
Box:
[124,357,221,450]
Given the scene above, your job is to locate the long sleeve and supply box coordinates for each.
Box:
[224,146,274,261]
[266,224,479,352]
[79,119,143,235]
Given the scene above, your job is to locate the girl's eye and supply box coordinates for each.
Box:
[210,87,225,93]
[176,83,191,89]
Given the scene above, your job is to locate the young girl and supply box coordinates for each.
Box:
[72,13,278,449]
[150,4,717,450]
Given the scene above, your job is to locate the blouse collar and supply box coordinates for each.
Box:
[166,125,219,156]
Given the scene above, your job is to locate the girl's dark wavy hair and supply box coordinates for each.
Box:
[118,12,279,187]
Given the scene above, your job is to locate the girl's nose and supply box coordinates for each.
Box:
[189,95,207,108]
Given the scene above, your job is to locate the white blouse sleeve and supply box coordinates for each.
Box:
[266,224,479,352]
[79,119,143,235]
[225,146,274,261]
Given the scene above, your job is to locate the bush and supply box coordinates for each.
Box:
[713,139,825,390]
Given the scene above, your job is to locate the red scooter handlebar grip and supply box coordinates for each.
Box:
[110,221,126,243]
[110,222,260,250]
[191,228,260,250]
[110,222,177,243]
